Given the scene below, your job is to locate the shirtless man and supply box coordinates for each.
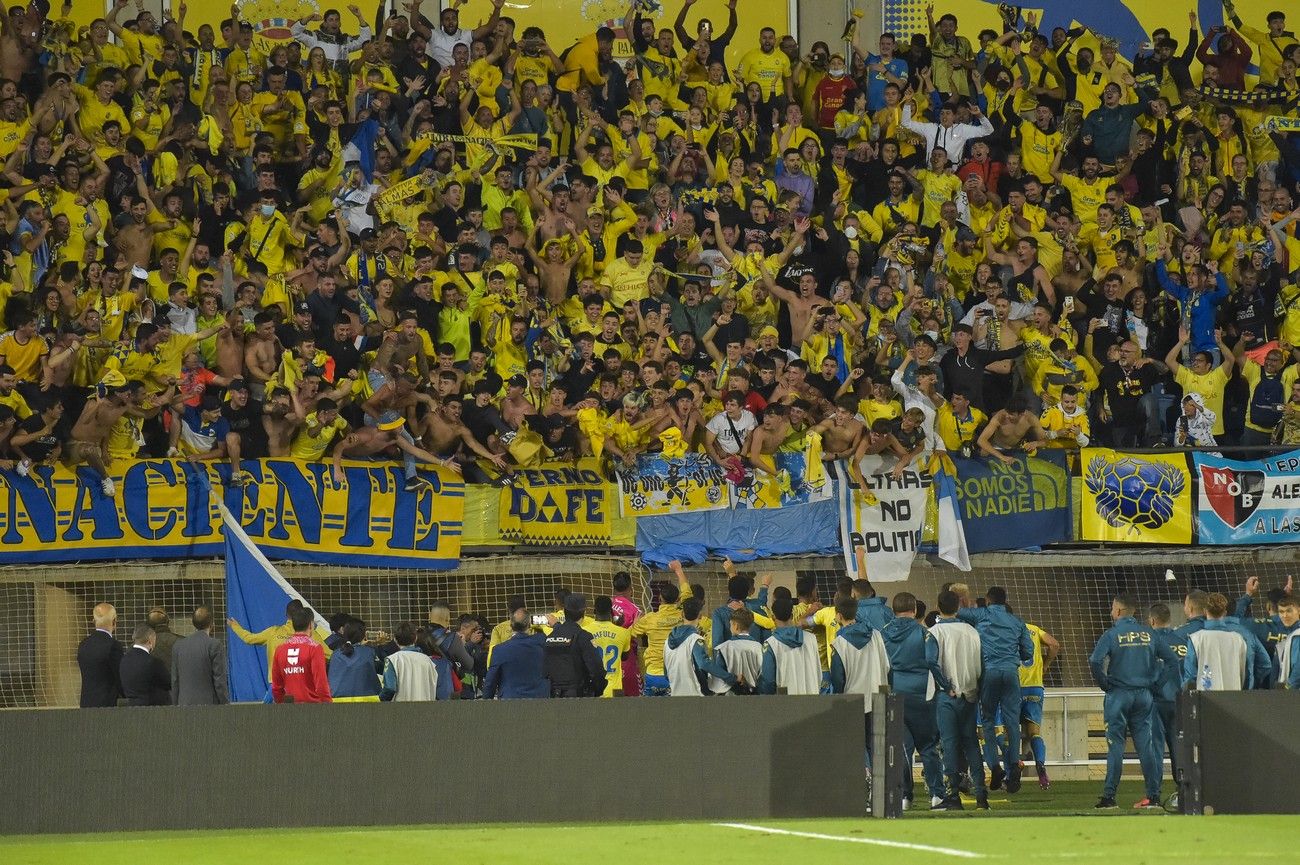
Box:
[977,396,1047,464]
[419,395,510,483]
[525,227,583,306]
[848,418,913,490]
[0,4,39,86]
[500,374,536,432]
[64,378,144,496]
[371,315,431,386]
[214,307,247,379]
[758,267,821,345]
[262,390,303,457]
[330,419,451,488]
[363,373,436,428]
[116,191,173,269]
[813,396,865,461]
[746,402,792,478]
[974,295,1024,376]
[244,311,281,400]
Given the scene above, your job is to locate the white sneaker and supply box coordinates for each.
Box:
[901,797,911,811]
[16,458,30,477]
[930,796,945,809]
[167,447,180,457]
[100,477,116,496]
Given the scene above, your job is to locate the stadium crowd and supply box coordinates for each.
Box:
[77,560,1300,814]
[0,0,1295,497]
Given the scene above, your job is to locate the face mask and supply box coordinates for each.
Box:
[828,68,846,79]
[792,245,804,256]
[260,204,275,217]
[843,226,858,239]
[925,330,940,341]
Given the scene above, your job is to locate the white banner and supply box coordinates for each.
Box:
[837,459,932,583]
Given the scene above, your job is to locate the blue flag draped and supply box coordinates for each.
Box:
[219,501,327,702]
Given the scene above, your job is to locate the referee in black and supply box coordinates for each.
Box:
[543,594,606,697]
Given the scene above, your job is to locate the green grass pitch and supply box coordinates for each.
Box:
[1,783,1289,864]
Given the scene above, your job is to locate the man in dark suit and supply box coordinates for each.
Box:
[147,607,180,677]
[77,602,123,708]
[171,606,229,705]
[120,624,172,706]
[482,608,550,699]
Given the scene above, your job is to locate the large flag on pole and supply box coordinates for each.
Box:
[934,467,972,572]
[218,500,329,702]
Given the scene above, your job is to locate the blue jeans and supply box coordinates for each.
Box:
[1103,687,1162,799]
[937,692,985,795]
[979,668,1022,776]
[901,693,946,799]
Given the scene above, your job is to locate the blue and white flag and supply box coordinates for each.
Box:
[934,468,971,572]
[340,119,381,181]
[220,501,328,702]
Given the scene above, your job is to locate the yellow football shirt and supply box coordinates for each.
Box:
[583,619,632,697]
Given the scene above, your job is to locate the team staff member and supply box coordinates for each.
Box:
[882,592,950,810]
[271,606,332,703]
[957,587,1034,794]
[1146,602,1186,781]
[930,591,987,810]
[664,598,738,696]
[1088,594,1178,809]
[543,594,606,697]
[829,597,891,772]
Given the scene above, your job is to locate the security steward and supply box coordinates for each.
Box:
[544,593,607,697]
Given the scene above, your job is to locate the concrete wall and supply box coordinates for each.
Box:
[0,696,864,834]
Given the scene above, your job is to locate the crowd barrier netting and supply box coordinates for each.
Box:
[0,546,1292,707]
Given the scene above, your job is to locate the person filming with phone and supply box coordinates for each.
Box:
[482,606,550,700]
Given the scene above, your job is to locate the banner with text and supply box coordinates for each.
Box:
[0,459,463,568]
[1193,449,1300,545]
[1081,449,1193,544]
[619,452,730,517]
[949,451,1072,553]
[838,462,932,583]
[498,459,612,546]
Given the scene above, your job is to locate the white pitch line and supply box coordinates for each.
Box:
[714,822,987,859]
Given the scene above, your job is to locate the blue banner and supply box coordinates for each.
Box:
[948,451,1072,553]
[1194,449,1300,545]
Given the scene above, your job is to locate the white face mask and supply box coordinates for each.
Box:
[925,330,939,341]
[792,245,804,256]
[844,226,858,239]
[828,68,846,79]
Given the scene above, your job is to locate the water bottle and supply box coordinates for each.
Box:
[1199,663,1213,691]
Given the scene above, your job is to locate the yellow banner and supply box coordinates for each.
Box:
[0,459,463,568]
[420,132,539,154]
[1081,448,1192,544]
[884,1,1287,52]
[498,458,613,546]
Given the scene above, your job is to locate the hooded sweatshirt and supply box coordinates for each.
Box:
[829,621,891,712]
[758,626,822,695]
[881,616,950,699]
[665,623,734,696]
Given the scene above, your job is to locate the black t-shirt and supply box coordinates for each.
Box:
[1098,362,1161,425]
[222,399,268,458]
[809,372,841,402]
[17,414,57,463]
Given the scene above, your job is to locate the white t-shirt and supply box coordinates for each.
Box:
[428,27,472,68]
[705,409,757,455]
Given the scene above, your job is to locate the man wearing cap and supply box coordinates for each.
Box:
[543,593,606,698]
